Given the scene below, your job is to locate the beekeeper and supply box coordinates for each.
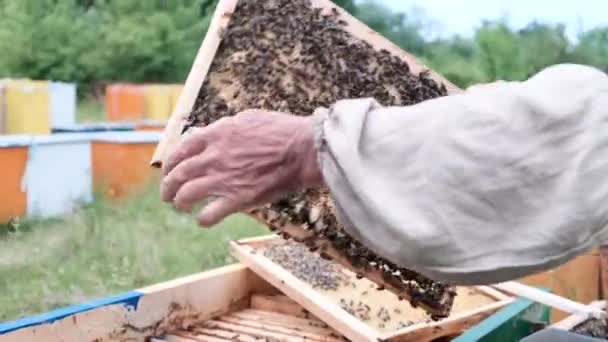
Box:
[160,63,608,285]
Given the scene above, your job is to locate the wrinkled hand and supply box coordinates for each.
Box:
[161,110,324,227]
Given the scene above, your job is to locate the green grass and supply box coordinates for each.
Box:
[77,96,106,122]
[0,184,269,322]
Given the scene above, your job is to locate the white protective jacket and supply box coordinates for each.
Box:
[313,64,608,285]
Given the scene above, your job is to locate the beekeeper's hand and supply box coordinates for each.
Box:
[161,110,323,227]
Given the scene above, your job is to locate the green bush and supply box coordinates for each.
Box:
[0,0,212,92]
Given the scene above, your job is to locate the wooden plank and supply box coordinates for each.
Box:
[231,313,337,338]
[164,334,208,342]
[231,241,382,342]
[203,319,308,341]
[219,315,342,341]
[188,328,260,342]
[250,294,311,319]
[151,0,238,166]
[151,0,460,167]
[237,309,330,330]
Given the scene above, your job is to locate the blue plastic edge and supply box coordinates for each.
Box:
[0,290,143,335]
[453,287,551,342]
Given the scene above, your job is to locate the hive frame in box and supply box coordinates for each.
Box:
[149,0,463,318]
[150,0,461,167]
[230,235,515,342]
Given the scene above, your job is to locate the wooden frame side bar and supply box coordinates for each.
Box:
[151,0,238,167]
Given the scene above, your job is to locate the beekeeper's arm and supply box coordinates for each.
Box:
[315,64,608,285]
[161,63,608,285]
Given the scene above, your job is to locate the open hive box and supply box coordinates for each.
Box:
[0,264,342,341]
[0,262,514,342]
[152,0,467,322]
[230,236,513,341]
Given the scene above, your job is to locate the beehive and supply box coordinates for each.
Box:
[92,131,160,198]
[106,83,145,121]
[4,80,51,134]
[152,0,462,318]
[49,81,77,128]
[0,135,30,223]
[0,134,93,223]
[144,84,173,120]
[24,134,92,218]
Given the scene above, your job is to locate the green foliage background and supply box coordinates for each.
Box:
[0,0,605,91]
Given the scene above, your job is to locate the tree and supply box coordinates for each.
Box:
[474,19,526,81]
[355,0,427,56]
[572,27,608,72]
[333,0,357,15]
[518,22,570,78]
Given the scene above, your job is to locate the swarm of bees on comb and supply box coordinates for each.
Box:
[184,0,457,319]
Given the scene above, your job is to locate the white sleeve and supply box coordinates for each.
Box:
[313,64,608,285]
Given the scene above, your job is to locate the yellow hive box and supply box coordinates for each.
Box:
[5,80,51,134]
[169,84,183,115]
[143,84,173,120]
[0,81,6,134]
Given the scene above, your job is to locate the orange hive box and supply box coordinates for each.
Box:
[92,132,161,198]
[0,136,30,223]
[105,83,145,122]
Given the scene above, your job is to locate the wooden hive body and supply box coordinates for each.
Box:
[0,263,514,342]
[151,0,464,319]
